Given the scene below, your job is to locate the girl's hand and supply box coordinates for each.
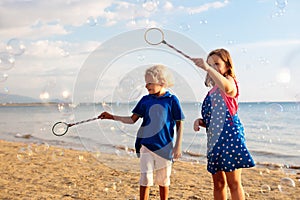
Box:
[98,111,113,120]
[192,58,210,71]
[193,119,201,131]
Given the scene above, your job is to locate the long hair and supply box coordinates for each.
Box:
[205,48,236,87]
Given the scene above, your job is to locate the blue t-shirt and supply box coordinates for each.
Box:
[132,91,185,160]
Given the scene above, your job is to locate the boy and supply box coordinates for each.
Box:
[99,64,184,200]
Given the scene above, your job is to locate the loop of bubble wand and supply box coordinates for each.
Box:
[144,28,193,61]
[52,116,100,136]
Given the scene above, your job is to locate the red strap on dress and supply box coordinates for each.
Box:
[209,79,239,116]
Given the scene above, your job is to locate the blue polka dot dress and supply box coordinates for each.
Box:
[201,84,255,174]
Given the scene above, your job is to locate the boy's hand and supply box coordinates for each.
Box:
[172,146,182,160]
[98,112,113,120]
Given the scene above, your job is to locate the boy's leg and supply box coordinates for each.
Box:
[155,155,172,200]
[139,146,154,200]
[140,186,150,200]
[159,185,169,200]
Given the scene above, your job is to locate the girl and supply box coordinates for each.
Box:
[192,49,255,200]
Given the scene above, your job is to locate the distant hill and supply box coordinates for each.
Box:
[0,93,64,104]
[0,93,40,104]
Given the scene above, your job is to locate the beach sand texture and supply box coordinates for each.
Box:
[0,140,299,200]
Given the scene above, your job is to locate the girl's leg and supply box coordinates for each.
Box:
[140,186,150,200]
[225,169,245,200]
[212,171,227,200]
[159,185,169,200]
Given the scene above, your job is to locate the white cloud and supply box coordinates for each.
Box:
[186,0,229,14]
[25,40,100,58]
[0,0,113,28]
[0,24,69,41]
[0,0,117,43]
[163,1,173,11]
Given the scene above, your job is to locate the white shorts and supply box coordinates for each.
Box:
[139,145,172,187]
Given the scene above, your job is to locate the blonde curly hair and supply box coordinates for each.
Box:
[145,64,175,88]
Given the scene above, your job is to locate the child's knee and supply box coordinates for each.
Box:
[140,172,153,186]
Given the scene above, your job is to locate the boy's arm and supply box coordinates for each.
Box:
[99,112,140,124]
[173,120,184,159]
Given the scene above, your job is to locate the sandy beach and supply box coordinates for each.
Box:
[0,140,299,200]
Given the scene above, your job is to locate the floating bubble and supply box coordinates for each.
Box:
[91,147,101,159]
[259,57,270,65]
[59,49,70,57]
[78,155,84,162]
[295,93,300,103]
[241,48,248,54]
[67,181,77,191]
[62,90,71,99]
[264,103,283,118]
[86,16,98,26]
[103,187,109,193]
[128,84,144,101]
[278,177,296,193]
[17,146,33,162]
[0,73,8,82]
[260,184,271,194]
[115,76,135,100]
[275,0,288,10]
[57,103,72,114]
[227,40,235,45]
[0,52,15,70]
[102,95,113,112]
[0,87,9,99]
[39,91,50,100]
[6,38,26,56]
[259,123,270,134]
[51,149,65,161]
[199,20,208,24]
[137,54,145,61]
[179,23,191,32]
[109,182,117,190]
[142,0,159,12]
[34,142,50,155]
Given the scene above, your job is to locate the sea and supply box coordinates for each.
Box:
[0,101,299,171]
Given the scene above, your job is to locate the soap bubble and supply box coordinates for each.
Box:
[142,0,159,12]
[51,149,65,162]
[278,177,296,194]
[275,0,288,10]
[264,103,283,120]
[260,184,271,194]
[6,38,26,56]
[0,73,8,82]
[0,52,15,70]
[179,23,191,31]
[34,142,50,155]
[86,16,98,26]
[62,90,71,99]
[39,91,50,100]
[17,146,33,162]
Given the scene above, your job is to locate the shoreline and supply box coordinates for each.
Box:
[4,132,300,172]
[0,139,299,199]
[1,101,299,107]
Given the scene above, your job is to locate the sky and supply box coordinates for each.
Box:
[0,0,299,103]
